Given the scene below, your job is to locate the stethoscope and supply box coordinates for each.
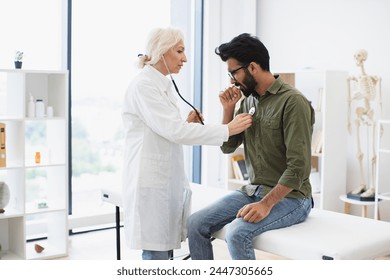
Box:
[162,55,256,123]
[162,55,204,125]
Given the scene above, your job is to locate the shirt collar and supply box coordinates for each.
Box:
[144,65,172,91]
[266,75,283,95]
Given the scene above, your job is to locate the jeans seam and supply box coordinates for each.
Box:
[263,198,309,229]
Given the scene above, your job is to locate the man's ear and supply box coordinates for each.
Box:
[250,62,264,74]
[248,62,257,74]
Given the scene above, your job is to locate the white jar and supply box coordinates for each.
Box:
[46,106,54,118]
[35,99,45,117]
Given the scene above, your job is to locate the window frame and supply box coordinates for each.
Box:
[66,0,203,232]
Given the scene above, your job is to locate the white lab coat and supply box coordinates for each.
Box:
[122,65,229,250]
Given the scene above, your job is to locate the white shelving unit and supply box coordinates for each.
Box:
[226,145,248,191]
[224,70,348,212]
[0,69,68,260]
[374,119,390,220]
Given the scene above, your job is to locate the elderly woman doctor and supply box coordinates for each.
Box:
[122,27,252,260]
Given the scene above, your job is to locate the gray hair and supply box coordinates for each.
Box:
[138,27,184,68]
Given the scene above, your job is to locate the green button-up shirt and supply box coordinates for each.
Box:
[221,76,315,199]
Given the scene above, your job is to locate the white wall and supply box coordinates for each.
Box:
[0,0,66,70]
[201,0,257,188]
[202,0,390,221]
[170,0,195,180]
[256,0,390,220]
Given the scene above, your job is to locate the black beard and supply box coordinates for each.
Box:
[235,69,257,97]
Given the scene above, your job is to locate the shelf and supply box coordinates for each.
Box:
[378,192,390,202]
[0,117,64,122]
[0,216,25,259]
[0,161,24,169]
[374,119,390,220]
[0,116,24,121]
[25,163,66,168]
[26,240,67,260]
[25,205,66,215]
[0,208,24,219]
[295,70,348,211]
[0,69,66,74]
[311,153,322,157]
[0,69,68,259]
[312,192,321,198]
[339,194,376,206]
[0,250,23,260]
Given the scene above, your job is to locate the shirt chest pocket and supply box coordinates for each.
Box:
[261,117,283,145]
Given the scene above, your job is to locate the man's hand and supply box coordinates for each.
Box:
[219,86,242,110]
[237,184,293,223]
[236,201,271,223]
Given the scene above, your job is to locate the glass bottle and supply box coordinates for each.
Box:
[35,152,41,164]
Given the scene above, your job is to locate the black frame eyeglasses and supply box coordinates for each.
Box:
[228,64,249,80]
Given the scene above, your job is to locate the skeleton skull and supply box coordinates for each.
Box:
[354,49,368,67]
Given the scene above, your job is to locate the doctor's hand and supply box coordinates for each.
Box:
[227,113,252,136]
[219,86,242,111]
[186,109,204,124]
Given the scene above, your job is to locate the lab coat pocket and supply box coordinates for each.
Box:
[181,187,192,241]
[139,153,171,189]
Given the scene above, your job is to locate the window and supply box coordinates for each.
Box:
[0,0,65,239]
[70,0,172,230]
[1,0,198,234]
[0,0,64,70]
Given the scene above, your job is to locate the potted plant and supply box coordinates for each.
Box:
[14,51,23,69]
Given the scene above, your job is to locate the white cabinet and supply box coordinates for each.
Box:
[226,145,248,190]
[375,119,390,219]
[0,69,68,260]
[223,70,348,212]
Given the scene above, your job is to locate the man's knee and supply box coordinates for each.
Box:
[187,211,204,233]
[187,213,196,231]
[188,210,215,237]
[224,221,243,244]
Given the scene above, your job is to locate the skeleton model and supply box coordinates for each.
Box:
[347,49,382,198]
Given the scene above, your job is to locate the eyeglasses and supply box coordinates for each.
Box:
[228,64,249,80]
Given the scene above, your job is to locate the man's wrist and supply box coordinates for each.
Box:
[222,107,235,123]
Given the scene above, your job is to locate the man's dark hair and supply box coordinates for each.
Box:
[215,33,270,71]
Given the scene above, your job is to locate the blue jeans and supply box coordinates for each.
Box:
[142,250,171,260]
[187,187,312,260]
